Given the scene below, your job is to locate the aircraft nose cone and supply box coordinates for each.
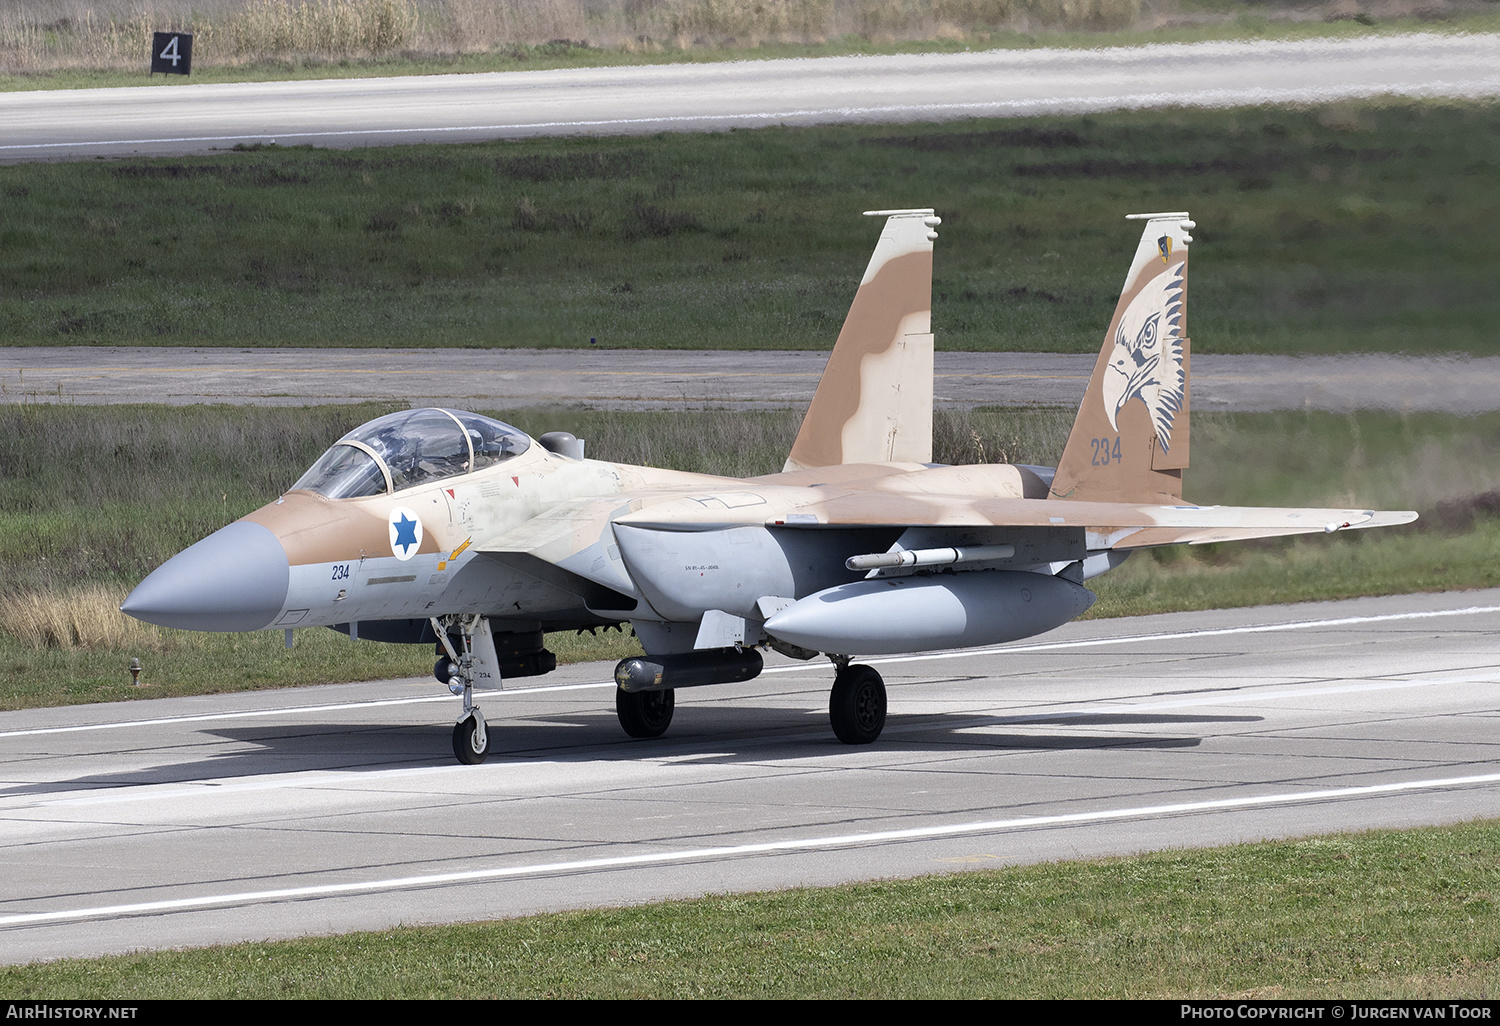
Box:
[121,521,290,631]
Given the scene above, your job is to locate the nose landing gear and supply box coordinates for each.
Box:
[433,614,494,764]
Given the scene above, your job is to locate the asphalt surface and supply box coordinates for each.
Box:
[1,589,1497,963]
[2,33,1498,161]
[2,347,1497,412]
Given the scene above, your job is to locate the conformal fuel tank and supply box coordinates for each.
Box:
[763,570,1095,655]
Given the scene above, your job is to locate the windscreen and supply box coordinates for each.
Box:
[292,444,387,499]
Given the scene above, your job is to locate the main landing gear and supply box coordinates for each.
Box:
[433,615,490,765]
[607,651,887,745]
[616,687,675,739]
[829,661,886,745]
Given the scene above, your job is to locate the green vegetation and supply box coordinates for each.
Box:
[3,101,1498,354]
[4,819,1499,996]
[7,0,1498,90]
[1095,520,1500,617]
[0,402,1494,709]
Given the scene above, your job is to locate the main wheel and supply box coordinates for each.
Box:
[616,687,675,739]
[452,714,489,764]
[829,664,886,745]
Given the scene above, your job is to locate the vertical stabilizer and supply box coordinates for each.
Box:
[784,209,940,471]
[1051,212,1195,504]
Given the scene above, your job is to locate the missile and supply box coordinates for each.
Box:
[845,543,1015,572]
[763,570,1095,655]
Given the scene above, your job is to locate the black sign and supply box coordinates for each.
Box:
[150,32,193,76]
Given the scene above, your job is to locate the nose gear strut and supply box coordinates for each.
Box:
[433,614,490,764]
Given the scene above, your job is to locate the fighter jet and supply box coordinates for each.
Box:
[122,209,1417,764]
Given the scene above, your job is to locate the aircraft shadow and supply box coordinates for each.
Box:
[0,707,1260,798]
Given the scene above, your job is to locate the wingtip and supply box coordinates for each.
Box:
[1328,510,1420,532]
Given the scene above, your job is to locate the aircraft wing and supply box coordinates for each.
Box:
[612,491,1418,548]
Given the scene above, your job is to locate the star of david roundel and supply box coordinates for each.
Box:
[387,506,424,561]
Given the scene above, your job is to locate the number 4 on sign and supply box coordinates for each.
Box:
[150,32,193,76]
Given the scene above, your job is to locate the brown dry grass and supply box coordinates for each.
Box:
[0,584,167,650]
[224,0,419,58]
[0,0,420,73]
[5,0,1488,77]
[0,0,1148,75]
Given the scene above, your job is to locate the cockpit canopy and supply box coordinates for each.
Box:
[292,409,531,499]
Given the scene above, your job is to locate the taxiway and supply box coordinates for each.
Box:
[3,349,1498,412]
[1,589,1496,964]
[3,34,1498,161]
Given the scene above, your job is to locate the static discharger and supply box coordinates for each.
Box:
[845,544,1016,572]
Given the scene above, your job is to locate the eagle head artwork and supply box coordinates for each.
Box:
[1100,261,1186,451]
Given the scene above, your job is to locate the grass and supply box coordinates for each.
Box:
[7,0,1499,90]
[3,819,1499,995]
[1092,519,1500,617]
[3,101,1499,354]
[0,403,1494,709]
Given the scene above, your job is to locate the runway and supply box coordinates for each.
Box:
[2,33,1498,161]
[3,348,1498,412]
[1,589,1496,964]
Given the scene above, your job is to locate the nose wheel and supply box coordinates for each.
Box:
[453,710,489,764]
[829,664,886,745]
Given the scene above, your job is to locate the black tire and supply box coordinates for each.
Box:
[453,715,488,764]
[616,687,675,739]
[829,665,886,745]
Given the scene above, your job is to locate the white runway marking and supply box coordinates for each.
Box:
[5,770,1498,929]
[847,604,1500,670]
[965,674,1498,726]
[0,693,450,739]
[4,604,1494,739]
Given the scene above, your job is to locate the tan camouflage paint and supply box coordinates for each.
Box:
[1051,213,1195,505]
[244,490,441,566]
[784,210,939,471]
